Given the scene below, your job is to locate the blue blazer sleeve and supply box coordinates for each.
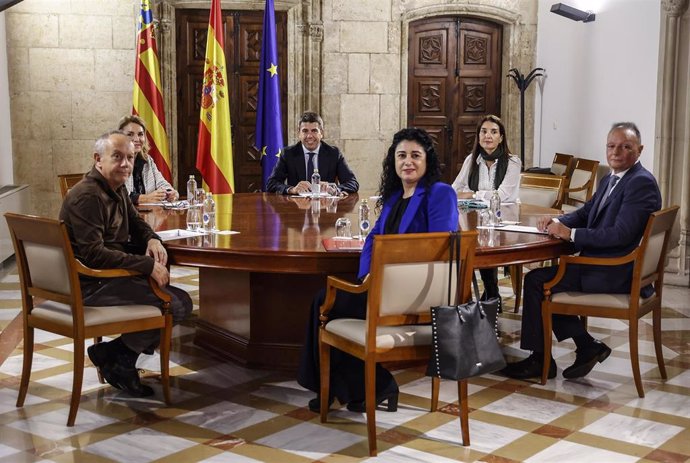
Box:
[358,182,458,279]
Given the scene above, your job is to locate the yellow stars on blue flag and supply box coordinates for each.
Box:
[261,146,281,158]
[267,63,278,77]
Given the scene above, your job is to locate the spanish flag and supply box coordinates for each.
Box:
[196,0,235,194]
[132,0,172,182]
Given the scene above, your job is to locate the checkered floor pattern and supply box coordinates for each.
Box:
[0,263,688,462]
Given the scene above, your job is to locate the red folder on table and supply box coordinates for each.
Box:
[321,237,364,252]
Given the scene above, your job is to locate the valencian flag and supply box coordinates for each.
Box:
[255,0,283,191]
[132,0,172,182]
[196,0,235,194]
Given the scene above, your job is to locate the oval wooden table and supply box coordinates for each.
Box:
[143,193,571,370]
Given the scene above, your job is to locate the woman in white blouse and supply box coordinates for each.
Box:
[452,114,521,301]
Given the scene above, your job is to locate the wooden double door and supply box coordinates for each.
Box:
[408,17,503,183]
[176,9,288,193]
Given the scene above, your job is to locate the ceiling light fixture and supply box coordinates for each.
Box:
[550,3,596,23]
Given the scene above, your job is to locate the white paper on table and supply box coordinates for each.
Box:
[477,224,547,234]
[157,229,207,241]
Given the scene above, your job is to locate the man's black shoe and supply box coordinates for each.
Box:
[107,362,154,397]
[308,395,334,413]
[563,341,611,379]
[500,353,556,380]
[88,343,122,390]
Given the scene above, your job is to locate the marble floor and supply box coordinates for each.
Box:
[0,263,688,463]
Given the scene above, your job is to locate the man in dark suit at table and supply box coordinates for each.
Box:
[266,111,359,196]
[502,122,662,380]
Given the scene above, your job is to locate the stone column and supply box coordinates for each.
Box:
[294,0,323,119]
[656,0,690,285]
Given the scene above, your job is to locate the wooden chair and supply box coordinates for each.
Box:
[4,212,173,426]
[509,173,566,311]
[318,231,478,456]
[561,158,600,212]
[519,173,566,209]
[551,153,575,179]
[58,173,86,198]
[540,206,679,397]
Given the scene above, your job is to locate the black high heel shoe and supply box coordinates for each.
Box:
[346,391,398,413]
[308,395,334,412]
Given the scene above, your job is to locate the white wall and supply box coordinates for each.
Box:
[534,0,660,173]
[0,11,13,184]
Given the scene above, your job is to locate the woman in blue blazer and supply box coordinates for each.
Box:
[297,127,458,413]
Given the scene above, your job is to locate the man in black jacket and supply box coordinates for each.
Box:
[266,111,359,195]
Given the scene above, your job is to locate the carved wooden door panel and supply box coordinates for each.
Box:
[176,9,287,193]
[408,17,502,184]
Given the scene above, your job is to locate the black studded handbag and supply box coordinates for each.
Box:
[426,232,506,381]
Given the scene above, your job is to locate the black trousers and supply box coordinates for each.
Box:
[296,288,398,404]
[479,267,500,299]
[519,265,588,352]
[81,276,193,353]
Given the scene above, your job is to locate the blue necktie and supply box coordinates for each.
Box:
[306,152,315,181]
[596,175,619,215]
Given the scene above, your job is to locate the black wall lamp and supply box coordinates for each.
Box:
[550,3,596,23]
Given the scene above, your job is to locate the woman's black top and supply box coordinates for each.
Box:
[129,155,146,204]
[384,196,411,234]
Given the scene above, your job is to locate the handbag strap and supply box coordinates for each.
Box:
[471,270,482,302]
[446,231,461,305]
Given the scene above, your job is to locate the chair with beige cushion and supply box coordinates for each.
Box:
[540,206,679,397]
[551,153,575,179]
[509,173,567,311]
[318,231,477,456]
[519,173,566,210]
[4,212,173,426]
[561,158,600,212]
[58,173,86,199]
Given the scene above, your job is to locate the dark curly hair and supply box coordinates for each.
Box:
[376,127,442,210]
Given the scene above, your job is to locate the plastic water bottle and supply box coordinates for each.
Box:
[202,192,216,231]
[358,198,370,240]
[489,189,501,226]
[187,175,197,205]
[311,168,321,197]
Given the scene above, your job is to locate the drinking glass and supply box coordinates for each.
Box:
[335,217,352,238]
[327,183,339,196]
[186,205,201,231]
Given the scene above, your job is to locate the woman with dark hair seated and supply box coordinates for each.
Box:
[297,127,459,412]
[452,114,521,302]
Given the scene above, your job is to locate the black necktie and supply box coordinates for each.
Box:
[306,152,315,181]
[596,175,619,215]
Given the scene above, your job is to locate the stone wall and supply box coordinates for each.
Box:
[6,0,136,217]
[6,0,537,217]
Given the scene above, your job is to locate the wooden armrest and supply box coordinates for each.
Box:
[563,184,588,194]
[543,251,636,292]
[319,275,369,324]
[75,260,143,278]
[76,260,172,311]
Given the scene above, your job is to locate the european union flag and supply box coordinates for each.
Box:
[256,0,284,191]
